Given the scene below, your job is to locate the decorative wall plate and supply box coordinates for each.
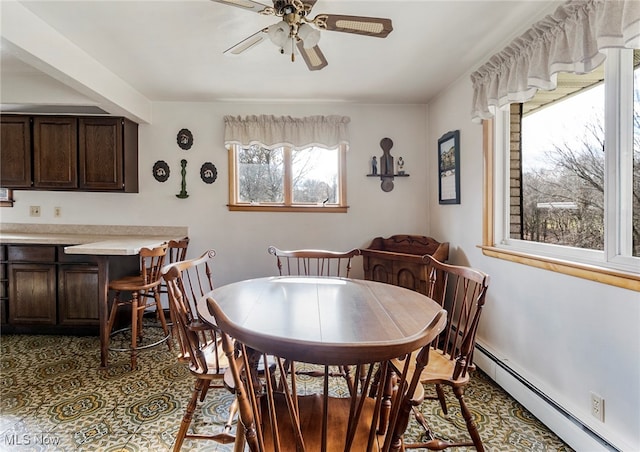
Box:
[200,162,218,184]
[177,128,193,150]
[153,160,170,182]
[381,177,394,192]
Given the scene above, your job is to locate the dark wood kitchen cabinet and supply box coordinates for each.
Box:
[0,115,31,188]
[58,249,99,326]
[0,245,8,325]
[0,115,138,192]
[5,245,100,333]
[7,245,57,325]
[33,116,78,189]
[79,117,138,191]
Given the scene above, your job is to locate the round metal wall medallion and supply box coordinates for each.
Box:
[177,128,193,150]
[153,160,170,182]
[200,162,217,184]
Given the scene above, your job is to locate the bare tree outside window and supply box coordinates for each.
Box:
[634,63,640,256]
[237,145,340,206]
[520,63,640,256]
[238,146,284,203]
[292,147,338,204]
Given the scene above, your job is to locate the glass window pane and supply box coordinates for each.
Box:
[520,70,605,250]
[237,146,284,203]
[292,147,339,204]
[633,52,639,257]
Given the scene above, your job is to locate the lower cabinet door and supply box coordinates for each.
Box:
[58,264,99,325]
[8,263,56,324]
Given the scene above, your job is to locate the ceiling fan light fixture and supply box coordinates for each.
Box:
[298,23,320,48]
[267,20,290,47]
[212,0,393,70]
[282,37,298,57]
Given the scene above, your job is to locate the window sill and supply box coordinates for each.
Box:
[227,204,348,213]
[480,245,640,292]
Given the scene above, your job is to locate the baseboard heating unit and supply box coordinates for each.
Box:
[474,343,625,452]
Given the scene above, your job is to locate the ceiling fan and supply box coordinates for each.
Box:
[211,0,393,71]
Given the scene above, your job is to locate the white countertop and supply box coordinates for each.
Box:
[65,236,181,256]
[0,224,188,256]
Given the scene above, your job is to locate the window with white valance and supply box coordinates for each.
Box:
[224,115,350,212]
[470,0,640,122]
[223,115,350,150]
[477,0,640,290]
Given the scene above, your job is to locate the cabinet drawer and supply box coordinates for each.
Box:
[8,245,56,262]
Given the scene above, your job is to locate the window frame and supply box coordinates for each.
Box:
[227,144,348,213]
[482,48,640,291]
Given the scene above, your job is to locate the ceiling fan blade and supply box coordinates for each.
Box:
[224,29,268,55]
[210,0,271,14]
[313,14,393,38]
[301,0,317,14]
[296,41,328,71]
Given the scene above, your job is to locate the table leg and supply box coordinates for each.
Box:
[97,256,109,368]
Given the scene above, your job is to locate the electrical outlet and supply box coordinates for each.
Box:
[591,392,604,422]
[29,206,41,217]
[54,207,62,218]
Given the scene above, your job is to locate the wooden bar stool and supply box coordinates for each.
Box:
[160,238,189,345]
[106,244,171,369]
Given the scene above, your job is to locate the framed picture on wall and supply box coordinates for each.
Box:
[438,130,460,204]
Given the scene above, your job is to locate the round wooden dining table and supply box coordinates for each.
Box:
[197,276,446,366]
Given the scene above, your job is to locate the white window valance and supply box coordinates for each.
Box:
[470,0,640,122]
[223,115,350,150]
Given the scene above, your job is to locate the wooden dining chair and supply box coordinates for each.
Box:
[211,299,447,452]
[392,255,490,451]
[160,237,189,342]
[267,245,362,390]
[161,250,236,451]
[106,244,170,369]
[268,245,361,278]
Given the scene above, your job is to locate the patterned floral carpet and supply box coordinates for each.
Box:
[0,332,573,451]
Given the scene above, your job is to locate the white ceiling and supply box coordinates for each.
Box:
[0,0,562,121]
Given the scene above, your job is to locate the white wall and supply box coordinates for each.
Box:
[0,101,430,285]
[427,76,640,451]
[5,64,639,451]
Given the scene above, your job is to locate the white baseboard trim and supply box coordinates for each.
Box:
[473,343,621,452]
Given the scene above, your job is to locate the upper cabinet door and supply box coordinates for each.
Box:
[0,116,32,188]
[79,117,123,191]
[33,116,78,189]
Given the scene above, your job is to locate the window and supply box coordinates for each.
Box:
[224,115,350,212]
[517,69,606,251]
[485,49,640,288]
[228,144,347,212]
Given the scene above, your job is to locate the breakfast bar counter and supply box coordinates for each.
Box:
[0,223,188,368]
[0,223,188,250]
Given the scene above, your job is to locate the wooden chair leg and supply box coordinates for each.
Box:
[224,397,238,440]
[106,293,120,341]
[174,378,206,451]
[436,383,448,414]
[412,405,434,436]
[233,414,245,452]
[453,386,484,452]
[154,290,172,350]
[377,366,396,435]
[130,292,139,370]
